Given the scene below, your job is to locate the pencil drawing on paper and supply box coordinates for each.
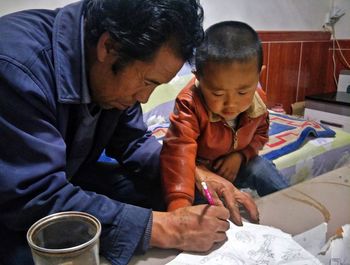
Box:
[248,234,275,264]
[199,252,245,265]
[166,222,323,265]
[280,248,310,263]
[235,230,256,244]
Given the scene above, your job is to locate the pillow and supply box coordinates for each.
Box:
[142,74,193,118]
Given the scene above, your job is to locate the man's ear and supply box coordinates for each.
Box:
[96,32,115,62]
[192,71,200,87]
[192,70,199,80]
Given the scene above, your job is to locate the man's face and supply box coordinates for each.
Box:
[88,43,184,110]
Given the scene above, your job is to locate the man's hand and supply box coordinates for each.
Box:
[151,205,230,252]
[213,152,243,182]
[195,165,259,226]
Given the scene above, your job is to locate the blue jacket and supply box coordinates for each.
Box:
[0,2,160,264]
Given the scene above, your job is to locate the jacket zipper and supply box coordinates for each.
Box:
[224,122,238,150]
[233,130,238,149]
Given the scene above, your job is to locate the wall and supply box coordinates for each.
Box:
[1,0,349,113]
[1,0,349,39]
[200,0,350,113]
[0,0,75,16]
[258,31,332,112]
[200,0,350,40]
[257,31,350,113]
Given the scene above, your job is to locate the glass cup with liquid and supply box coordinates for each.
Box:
[27,211,101,265]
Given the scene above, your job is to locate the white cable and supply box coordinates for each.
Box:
[332,25,338,87]
[330,25,350,88]
[335,38,350,69]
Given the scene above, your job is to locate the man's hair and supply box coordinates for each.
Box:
[195,21,263,77]
[84,0,204,73]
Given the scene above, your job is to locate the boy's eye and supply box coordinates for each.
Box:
[239,91,247,95]
[212,91,224,97]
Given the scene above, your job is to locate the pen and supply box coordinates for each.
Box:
[201,181,215,205]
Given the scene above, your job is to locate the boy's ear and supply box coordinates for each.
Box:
[259,65,267,91]
[260,65,266,76]
[96,32,117,62]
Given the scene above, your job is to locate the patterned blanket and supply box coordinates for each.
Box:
[260,112,335,160]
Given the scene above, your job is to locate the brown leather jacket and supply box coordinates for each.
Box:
[160,78,269,211]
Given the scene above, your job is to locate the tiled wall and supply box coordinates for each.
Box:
[257,31,350,114]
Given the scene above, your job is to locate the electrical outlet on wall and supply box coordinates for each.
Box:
[323,6,346,31]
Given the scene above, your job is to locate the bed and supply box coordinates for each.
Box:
[140,74,350,186]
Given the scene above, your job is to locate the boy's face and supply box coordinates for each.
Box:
[196,59,260,121]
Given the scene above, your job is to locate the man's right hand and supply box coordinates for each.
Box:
[150,205,230,252]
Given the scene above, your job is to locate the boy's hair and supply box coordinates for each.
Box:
[84,0,204,73]
[195,21,262,77]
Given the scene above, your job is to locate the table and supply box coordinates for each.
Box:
[304,92,350,132]
[102,163,350,265]
[256,162,350,239]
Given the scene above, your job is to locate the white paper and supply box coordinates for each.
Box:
[317,224,350,265]
[309,137,334,147]
[293,222,327,256]
[167,222,322,265]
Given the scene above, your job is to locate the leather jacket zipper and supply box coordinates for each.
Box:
[233,130,238,149]
[224,122,238,150]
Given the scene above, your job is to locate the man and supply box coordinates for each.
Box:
[0,1,259,265]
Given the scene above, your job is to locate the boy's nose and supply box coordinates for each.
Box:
[225,95,238,107]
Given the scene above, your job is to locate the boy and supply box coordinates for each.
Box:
[160,21,289,211]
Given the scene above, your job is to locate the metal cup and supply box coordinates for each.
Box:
[27,211,101,265]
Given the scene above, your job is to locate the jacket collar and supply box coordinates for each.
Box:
[53,1,91,104]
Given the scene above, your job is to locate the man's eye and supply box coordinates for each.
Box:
[239,92,247,95]
[144,80,160,88]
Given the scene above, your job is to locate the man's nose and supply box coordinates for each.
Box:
[135,87,155,104]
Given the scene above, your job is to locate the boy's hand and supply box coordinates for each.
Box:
[213,152,243,182]
[195,165,259,226]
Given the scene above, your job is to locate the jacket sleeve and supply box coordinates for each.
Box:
[160,93,201,211]
[105,103,162,181]
[0,60,150,265]
[239,111,270,163]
